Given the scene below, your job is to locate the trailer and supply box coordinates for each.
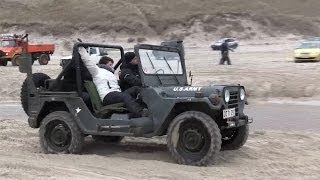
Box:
[0,34,55,66]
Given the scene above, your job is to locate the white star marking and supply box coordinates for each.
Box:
[75,107,81,114]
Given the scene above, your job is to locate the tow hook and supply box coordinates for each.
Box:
[226,120,236,128]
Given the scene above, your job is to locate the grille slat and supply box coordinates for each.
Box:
[227,90,239,116]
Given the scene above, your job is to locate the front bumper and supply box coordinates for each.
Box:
[294,56,320,61]
[222,115,252,130]
[0,56,12,60]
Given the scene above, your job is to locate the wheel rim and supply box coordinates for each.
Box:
[176,118,211,161]
[15,56,21,65]
[182,129,204,152]
[40,55,49,65]
[45,120,71,151]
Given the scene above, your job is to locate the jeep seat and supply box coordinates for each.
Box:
[83,80,127,117]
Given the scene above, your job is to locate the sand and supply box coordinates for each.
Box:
[0,119,320,180]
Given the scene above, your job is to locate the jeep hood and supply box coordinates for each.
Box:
[154,85,238,98]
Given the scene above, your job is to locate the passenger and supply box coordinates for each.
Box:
[98,55,141,100]
[119,52,142,91]
[97,56,114,73]
[78,47,147,117]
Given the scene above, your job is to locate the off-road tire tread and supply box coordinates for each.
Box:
[20,73,50,115]
[167,111,221,166]
[39,111,84,154]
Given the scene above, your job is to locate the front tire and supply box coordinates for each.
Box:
[221,125,249,151]
[0,60,7,66]
[39,111,84,154]
[167,111,221,166]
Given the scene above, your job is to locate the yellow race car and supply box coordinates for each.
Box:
[294,41,320,62]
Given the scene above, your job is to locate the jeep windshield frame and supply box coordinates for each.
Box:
[134,44,188,87]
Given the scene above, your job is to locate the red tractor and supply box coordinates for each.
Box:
[0,34,55,66]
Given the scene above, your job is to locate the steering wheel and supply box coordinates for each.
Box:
[155,69,165,74]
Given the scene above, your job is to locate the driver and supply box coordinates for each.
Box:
[119,52,142,91]
[78,47,147,117]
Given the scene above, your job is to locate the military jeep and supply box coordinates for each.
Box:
[19,42,251,166]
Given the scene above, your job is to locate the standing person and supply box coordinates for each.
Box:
[219,41,233,65]
[119,52,142,91]
[78,47,147,117]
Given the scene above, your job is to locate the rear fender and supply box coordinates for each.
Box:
[30,101,69,128]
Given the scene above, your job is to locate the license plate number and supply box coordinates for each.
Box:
[223,108,236,119]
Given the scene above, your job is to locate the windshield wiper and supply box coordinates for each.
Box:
[146,52,162,85]
[163,56,180,85]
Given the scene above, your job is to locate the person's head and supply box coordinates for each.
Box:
[124,52,138,65]
[99,56,114,67]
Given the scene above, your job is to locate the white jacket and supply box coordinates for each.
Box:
[78,47,121,100]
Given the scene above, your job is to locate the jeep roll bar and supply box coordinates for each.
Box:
[72,43,125,97]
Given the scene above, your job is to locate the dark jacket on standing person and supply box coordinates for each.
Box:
[119,52,142,91]
[220,41,229,55]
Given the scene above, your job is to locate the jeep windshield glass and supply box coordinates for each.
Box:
[139,49,183,75]
[298,42,320,49]
[0,40,16,47]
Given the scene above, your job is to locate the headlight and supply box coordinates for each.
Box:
[240,88,245,100]
[224,90,230,103]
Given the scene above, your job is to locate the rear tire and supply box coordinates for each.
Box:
[167,111,221,166]
[38,54,49,65]
[40,111,84,154]
[20,73,50,115]
[92,135,123,143]
[11,55,21,66]
[221,125,249,151]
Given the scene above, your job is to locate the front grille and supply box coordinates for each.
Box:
[227,90,239,116]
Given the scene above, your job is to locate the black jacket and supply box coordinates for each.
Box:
[221,42,229,54]
[119,62,142,91]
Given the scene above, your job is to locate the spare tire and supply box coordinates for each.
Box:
[21,73,50,115]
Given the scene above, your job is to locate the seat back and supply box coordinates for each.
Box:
[84,80,103,112]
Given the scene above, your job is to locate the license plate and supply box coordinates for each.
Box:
[223,108,236,119]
